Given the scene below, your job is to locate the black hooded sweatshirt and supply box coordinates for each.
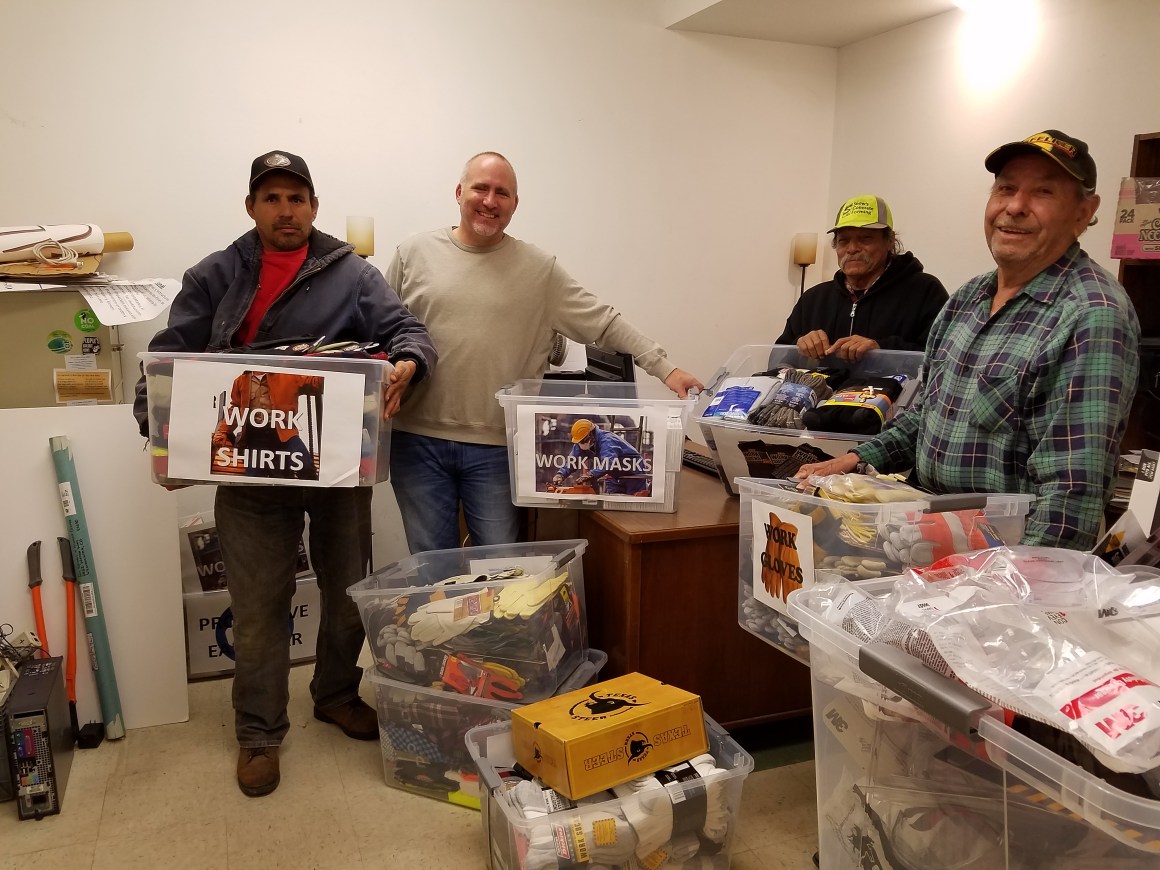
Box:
[776,251,949,352]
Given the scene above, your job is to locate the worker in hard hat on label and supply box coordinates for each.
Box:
[548,419,651,495]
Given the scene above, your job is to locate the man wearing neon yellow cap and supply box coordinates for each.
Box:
[798,130,1140,550]
[777,194,948,362]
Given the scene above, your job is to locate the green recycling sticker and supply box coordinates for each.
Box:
[47,331,74,353]
[75,308,100,332]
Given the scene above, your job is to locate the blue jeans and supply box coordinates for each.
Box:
[389,431,519,553]
[214,485,370,747]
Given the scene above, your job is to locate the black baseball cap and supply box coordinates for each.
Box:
[249,150,314,195]
[984,130,1097,190]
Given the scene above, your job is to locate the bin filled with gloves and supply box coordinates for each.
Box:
[495,379,693,513]
[349,539,590,703]
[737,474,1032,663]
[466,715,753,870]
[367,649,606,809]
[695,344,924,495]
[140,350,394,488]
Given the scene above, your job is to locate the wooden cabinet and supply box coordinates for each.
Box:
[1119,132,1160,452]
[533,468,813,729]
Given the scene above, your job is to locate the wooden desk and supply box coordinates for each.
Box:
[566,467,813,729]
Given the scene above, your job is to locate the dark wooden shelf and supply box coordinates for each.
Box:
[1119,132,1160,452]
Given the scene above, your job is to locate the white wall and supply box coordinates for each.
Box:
[0,0,837,567]
[829,0,1160,291]
[0,0,837,379]
[0,406,188,728]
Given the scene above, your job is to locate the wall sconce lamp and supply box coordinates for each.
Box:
[347,216,375,258]
[791,233,818,297]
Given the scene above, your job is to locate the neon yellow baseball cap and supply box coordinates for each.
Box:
[829,195,893,233]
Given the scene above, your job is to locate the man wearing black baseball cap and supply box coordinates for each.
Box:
[984,129,1098,192]
[133,150,437,797]
[249,149,315,195]
[798,129,1140,552]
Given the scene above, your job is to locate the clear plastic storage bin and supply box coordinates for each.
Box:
[139,351,392,487]
[696,345,924,495]
[495,379,693,513]
[738,476,1033,664]
[368,649,606,809]
[349,540,589,703]
[466,715,754,870]
[788,580,1160,869]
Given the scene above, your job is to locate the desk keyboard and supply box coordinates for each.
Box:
[682,448,720,476]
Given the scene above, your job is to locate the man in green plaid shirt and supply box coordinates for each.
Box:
[798,130,1140,550]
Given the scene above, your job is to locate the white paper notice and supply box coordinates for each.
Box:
[76,278,180,325]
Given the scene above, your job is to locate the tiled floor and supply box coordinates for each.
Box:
[1,667,820,869]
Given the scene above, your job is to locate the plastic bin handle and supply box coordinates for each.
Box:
[552,547,580,569]
[704,365,729,393]
[858,643,993,738]
[921,493,994,512]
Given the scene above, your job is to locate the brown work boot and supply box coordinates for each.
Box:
[237,746,280,797]
[313,697,378,740]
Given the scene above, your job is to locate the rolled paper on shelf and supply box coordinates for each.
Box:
[102,231,134,253]
[0,224,134,264]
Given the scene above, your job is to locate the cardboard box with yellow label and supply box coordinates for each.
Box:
[510,672,708,799]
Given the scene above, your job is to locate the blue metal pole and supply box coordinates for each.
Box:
[49,435,125,739]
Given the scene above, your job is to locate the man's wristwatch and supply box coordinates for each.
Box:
[847,451,871,475]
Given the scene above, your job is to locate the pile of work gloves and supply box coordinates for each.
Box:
[741,473,1013,661]
[776,473,1006,584]
[366,565,587,703]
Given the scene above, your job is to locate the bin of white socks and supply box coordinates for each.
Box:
[466,715,753,870]
[369,649,607,810]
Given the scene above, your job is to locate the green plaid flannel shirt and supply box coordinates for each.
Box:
[856,244,1140,550]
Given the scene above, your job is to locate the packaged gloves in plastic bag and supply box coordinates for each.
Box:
[806,472,927,505]
[802,375,908,436]
[746,367,838,429]
[923,545,1160,621]
[887,561,1160,774]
